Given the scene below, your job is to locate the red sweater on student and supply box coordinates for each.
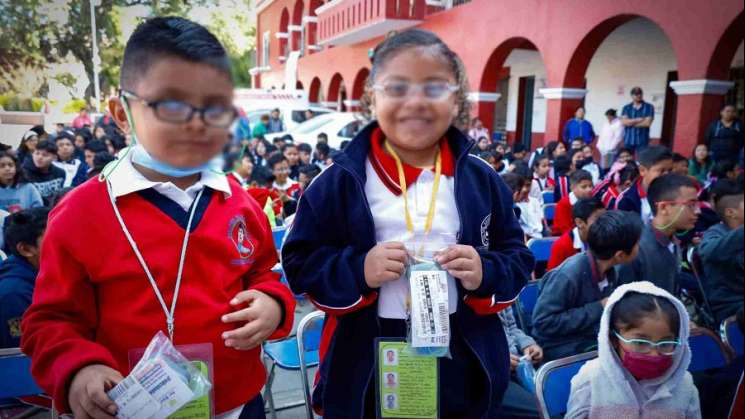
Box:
[21,177,295,414]
[547,228,581,271]
[552,194,574,236]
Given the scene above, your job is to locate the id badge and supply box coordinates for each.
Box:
[377,339,438,419]
[408,264,450,350]
[127,341,215,419]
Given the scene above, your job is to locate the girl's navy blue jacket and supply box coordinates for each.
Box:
[282,122,534,418]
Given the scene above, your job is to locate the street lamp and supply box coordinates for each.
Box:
[90,0,102,112]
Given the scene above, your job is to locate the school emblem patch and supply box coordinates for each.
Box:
[229,215,255,259]
[480,214,491,247]
[7,317,21,338]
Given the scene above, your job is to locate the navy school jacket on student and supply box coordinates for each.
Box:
[282,122,534,419]
[0,255,37,348]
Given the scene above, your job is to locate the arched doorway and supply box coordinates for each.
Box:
[328,73,346,111]
[291,0,304,53]
[480,38,548,149]
[279,8,290,59]
[566,16,678,147]
[307,0,324,53]
[309,77,323,105]
[350,68,370,112]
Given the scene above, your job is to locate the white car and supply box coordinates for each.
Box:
[266,112,368,149]
[244,106,332,135]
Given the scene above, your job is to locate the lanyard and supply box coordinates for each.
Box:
[383,140,442,235]
[106,181,204,341]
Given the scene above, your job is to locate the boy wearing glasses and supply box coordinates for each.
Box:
[617,174,700,295]
[533,211,643,362]
[21,17,294,419]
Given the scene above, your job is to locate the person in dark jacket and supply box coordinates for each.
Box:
[616,174,700,295]
[615,145,673,224]
[282,30,533,419]
[22,140,66,204]
[699,179,744,323]
[704,104,743,164]
[0,207,48,348]
[533,211,642,361]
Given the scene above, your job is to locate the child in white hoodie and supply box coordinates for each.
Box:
[566,281,701,419]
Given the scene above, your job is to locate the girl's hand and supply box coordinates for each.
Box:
[523,344,544,364]
[364,242,408,288]
[435,245,483,291]
[221,290,283,350]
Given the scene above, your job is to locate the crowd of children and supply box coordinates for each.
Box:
[0,19,743,419]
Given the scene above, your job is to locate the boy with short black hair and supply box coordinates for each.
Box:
[533,210,642,361]
[297,142,313,165]
[0,207,49,348]
[615,145,673,223]
[21,17,294,418]
[316,132,328,145]
[553,169,594,235]
[83,139,108,172]
[548,197,606,270]
[282,143,301,180]
[616,174,700,294]
[22,140,66,202]
[298,164,321,191]
[699,179,744,323]
[672,152,689,177]
[552,155,572,202]
[53,131,88,187]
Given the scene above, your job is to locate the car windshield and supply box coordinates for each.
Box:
[294,113,338,134]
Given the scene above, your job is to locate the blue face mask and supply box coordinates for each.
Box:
[131,144,220,178]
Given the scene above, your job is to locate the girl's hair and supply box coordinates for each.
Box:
[619,161,640,185]
[545,141,561,159]
[616,147,633,160]
[500,172,526,194]
[360,29,471,129]
[532,153,549,170]
[17,133,38,155]
[690,144,710,169]
[0,150,26,187]
[610,291,680,336]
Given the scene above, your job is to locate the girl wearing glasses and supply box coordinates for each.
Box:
[283,29,533,418]
[566,281,701,419]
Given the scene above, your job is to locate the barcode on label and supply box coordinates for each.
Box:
[437,303,448,332]
[109,376,136,401]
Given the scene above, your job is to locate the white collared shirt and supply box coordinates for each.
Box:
[572,227,586,251]
[364,159,461,320]
[108,151,232,211]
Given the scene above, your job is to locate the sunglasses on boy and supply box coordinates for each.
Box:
[120,90,238,128]
[372,81,459,101]
[613,331,681,355]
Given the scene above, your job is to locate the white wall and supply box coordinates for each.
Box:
[584,18,677,139]
[503,49,548,133]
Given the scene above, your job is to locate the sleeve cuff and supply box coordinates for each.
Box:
[251,280,296,340]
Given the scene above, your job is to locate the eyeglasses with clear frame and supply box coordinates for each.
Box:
[119,90,238,128]
[371,81,459,101]
[613,331,681,355]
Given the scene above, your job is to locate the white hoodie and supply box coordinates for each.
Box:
[565,281,701,419]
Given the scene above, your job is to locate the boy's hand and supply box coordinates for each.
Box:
[523,344,544,364]
[364,242,408,288]
[435,245,483,291]
[68,364,123,419]
[509,354,520,372]
[222,290,283,350]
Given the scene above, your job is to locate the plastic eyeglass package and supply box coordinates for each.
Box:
[108,331,212,419]
[404,233,456,358]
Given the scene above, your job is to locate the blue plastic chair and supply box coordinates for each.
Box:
[535,351,597,419]
[527,237,558,264]
[722,316,744,357]
[542,191,555,204]
[263,312,323,419]
[516,282,540,332]
[543,204,556,223]
[0,348,54,417]
[272,227,288,250]
[297,311,325,419]
[688,328,731,373]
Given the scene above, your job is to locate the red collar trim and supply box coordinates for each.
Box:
[369,127,455,196]
[637,178,647,198]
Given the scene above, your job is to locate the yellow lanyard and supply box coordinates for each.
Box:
[383,140,442,235]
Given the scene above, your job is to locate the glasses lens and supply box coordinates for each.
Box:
[204,106,236,127]
[383,82,409,98]
[629,340,653,354]
[423,82,452,99]
[155,100,192,122]
[658,342,679,354]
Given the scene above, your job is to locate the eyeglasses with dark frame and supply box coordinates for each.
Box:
[119,90,238,128]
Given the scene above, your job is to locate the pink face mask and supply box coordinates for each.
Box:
[622,350,674,381]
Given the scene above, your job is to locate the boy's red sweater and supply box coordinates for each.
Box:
[21,177,295,414]
[552,194,574,236]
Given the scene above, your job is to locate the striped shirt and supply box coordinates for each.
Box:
[621,101,654,147]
